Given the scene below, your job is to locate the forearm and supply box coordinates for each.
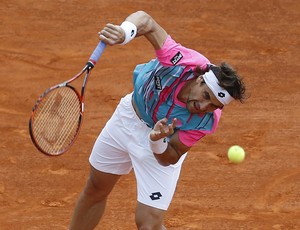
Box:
[124,11,154,37]
[124,11,168,49]
[153,143,182,166]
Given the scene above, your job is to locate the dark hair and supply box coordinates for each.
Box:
[194,63,247,103]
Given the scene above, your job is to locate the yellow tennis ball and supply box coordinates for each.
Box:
[227,145,245,163]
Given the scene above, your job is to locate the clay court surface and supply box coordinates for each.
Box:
[1,0,299,229]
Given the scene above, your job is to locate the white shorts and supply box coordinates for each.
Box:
[89,93,187,210]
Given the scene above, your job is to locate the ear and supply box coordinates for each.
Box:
[197,75,205,83]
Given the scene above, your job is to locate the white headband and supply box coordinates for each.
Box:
[203,70,234,105]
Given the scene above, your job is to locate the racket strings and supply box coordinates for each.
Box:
[32,87,81,154]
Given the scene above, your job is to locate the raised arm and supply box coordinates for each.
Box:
[99,11,168,50]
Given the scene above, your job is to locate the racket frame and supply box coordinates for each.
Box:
[29,41,106,156]
[29,65,91,156]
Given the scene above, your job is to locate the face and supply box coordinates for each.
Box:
[186,76,224,114]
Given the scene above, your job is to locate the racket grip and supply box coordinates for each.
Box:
[88,41,106,67]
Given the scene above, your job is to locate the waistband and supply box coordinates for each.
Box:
[131,94,151,128]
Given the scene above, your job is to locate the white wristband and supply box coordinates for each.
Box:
[120,21,137,45]
[149,135,168,154]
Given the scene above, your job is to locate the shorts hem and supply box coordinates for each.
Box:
[137,198,169,211]
[89,159,131,176]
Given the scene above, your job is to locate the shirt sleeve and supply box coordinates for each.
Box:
[178,109,222,147]
[155,35,210,70]
[178,130,206,147]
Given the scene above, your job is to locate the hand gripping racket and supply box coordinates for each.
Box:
[29,41,106,156]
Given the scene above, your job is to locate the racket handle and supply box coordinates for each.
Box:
[87,41,106,68]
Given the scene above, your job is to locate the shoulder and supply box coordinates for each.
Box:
[155,36,210,69]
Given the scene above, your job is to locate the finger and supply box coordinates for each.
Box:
[104,25,121,37]
[99,29,119,40]
[159,117,168,125]
[98,34,116,45]
[159,123,166,134]
[171,118,177,128]
[105,23,118,29]
[160,123,174,136]
[167,124,174,134]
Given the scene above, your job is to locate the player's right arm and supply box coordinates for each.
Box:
[99,11,168,50]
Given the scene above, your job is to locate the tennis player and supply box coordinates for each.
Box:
[69,10,246,229]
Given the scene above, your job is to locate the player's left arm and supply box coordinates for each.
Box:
[149,118,191,166]
[155,132,191,166]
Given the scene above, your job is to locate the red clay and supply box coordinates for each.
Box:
[1,0,299,229]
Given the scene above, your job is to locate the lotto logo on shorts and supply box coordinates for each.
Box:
[149,192,162,200]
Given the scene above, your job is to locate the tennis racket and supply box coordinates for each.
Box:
[29,41,106,156]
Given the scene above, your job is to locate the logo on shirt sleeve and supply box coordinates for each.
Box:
[170,51,183,65]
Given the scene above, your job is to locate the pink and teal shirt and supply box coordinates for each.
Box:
[132,35,222,147]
